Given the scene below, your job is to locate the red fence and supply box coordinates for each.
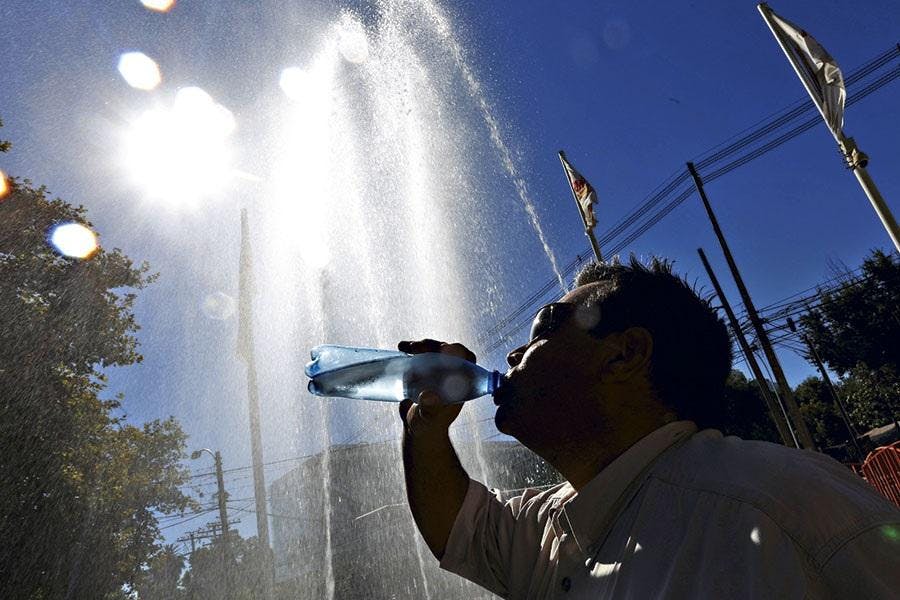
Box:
[859,441,900,508]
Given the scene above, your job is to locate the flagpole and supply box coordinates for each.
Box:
[839,136,900,252]
[558,151,603,262]
[758,3,900,252]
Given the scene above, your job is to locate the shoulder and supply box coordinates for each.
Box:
[651,430,900,566]
[503,481,571,520]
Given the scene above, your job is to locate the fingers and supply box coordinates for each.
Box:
[398,339,443,354]
[399,392,464,436]
[398,339,477,363]
[417,389,442,407]
[398,398,414,424]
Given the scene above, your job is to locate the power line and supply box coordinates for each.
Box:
[478,45,900,354]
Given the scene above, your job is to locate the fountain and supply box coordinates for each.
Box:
[245,1,565,597]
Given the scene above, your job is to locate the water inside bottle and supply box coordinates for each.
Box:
[308,356,408,402]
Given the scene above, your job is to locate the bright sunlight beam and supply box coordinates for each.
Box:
[123,87,236,207]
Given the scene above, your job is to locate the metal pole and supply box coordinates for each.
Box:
[238,210,275,600]
[558,151,603,262]
[688,162,817,450]
[786,317,863,458]
[698,248,795,446]
[757,4,900,252]
[841,137,900,253]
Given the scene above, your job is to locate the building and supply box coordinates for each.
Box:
[270,438,561,599]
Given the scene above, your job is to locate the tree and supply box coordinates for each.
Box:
[134,545,186,600]
[719,370,781,443]
[793,376,848,450]
[801,250,900,376]
[800,250,900,431]
[0,131,196,598]
[838,364,900,431]
[182,534,272,600]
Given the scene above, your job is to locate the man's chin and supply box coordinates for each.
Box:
[494,404,514,436]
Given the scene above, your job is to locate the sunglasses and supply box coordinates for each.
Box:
[529,302,578,342]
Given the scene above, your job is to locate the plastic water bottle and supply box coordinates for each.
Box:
[305,344,501,404]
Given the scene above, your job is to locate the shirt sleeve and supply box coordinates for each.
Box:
[438,479,542,598]
[816,522,900,599]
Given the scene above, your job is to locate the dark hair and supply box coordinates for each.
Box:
[574,255,733,429]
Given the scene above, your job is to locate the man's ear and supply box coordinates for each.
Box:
[599,327,653,382]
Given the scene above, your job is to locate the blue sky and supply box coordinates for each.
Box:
[1,0,898,547]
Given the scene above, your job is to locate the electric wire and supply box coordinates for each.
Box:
[478,46,900,354]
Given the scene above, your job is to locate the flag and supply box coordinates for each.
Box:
[759,3,846,136]
[237,209,255,362]
[559,151,598,229]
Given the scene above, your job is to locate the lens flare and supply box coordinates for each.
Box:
[200,292,236,320]
[140,0,175,12]
[50,223,99,258]
[0,170,9,200]
[123,86,236,206]
[337,17,369,64]
[117,52,162,90]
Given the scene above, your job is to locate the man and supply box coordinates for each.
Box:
[398,257,900,599]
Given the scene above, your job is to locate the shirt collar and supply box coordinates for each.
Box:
[554,420,697,554]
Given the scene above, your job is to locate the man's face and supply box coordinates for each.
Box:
[493,283,610,445]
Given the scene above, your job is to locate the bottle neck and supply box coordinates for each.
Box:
[489,370,501,394]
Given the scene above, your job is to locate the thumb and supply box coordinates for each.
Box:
[398,398,414,424]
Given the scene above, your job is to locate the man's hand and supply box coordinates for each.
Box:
[397,339,475,560]
[397,339,476,436]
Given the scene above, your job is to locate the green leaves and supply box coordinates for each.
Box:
[0,174,192,598]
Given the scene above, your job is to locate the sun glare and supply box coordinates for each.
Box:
[123,87,236,206]
[337,17,369,64]
[140,0,175,12]
[279,67,309,100]
[117,52,162,91]
[50,223,99,258]
[273,54,338,269]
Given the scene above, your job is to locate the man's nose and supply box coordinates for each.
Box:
[506,343,526,367]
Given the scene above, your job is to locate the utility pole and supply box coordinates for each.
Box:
[213,451,230,557]
[698,248,796,446]
[687,162,816,450]
[191,449,236,599]
[786,317,863,459]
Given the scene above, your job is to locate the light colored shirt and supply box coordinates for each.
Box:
[440,422,900,599]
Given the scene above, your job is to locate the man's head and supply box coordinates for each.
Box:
[494,256,732,461]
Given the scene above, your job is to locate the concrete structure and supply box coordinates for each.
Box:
[270,439,561,598]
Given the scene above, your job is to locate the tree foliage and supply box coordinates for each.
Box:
[801,250,900,376]
[793,376,849,450]
[0,171,195,598]
[800,250,900,431]
[133,545,186,600]
[182,534,272,600]
[719,370,781,443]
